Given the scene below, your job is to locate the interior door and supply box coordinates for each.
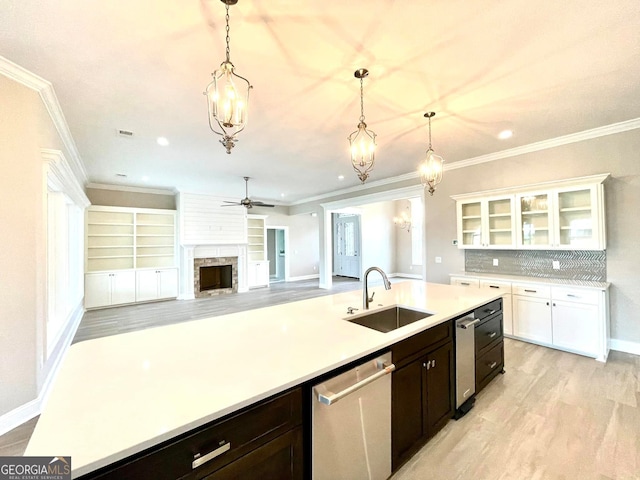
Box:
[333,214,361,279]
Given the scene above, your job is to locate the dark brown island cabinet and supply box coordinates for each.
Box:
[78,299,503,479]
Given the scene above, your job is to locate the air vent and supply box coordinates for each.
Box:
[117,129,134,137]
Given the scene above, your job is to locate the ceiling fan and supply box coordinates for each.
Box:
[222,177,275,209]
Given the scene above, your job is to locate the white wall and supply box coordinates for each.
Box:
[359,202,396,274]
[254,206,320,278]
[0,70,86,430]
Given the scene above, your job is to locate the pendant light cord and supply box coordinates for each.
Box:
[428,115,433,149]
[225,3,231,63]
[359,77,365,123]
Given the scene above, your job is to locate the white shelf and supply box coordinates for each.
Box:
[489,213,511,218]
[461,215,481,220]
[521,210,549,215]
[559,207,591,212]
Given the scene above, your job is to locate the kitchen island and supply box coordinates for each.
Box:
[26,280,502,478]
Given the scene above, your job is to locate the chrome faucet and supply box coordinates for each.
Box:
[363,267,391,310]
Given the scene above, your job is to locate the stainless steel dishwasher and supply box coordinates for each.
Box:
[455,313,479,418]
[312,352,395,480]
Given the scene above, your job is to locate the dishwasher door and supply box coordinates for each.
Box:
[312,352,394,480]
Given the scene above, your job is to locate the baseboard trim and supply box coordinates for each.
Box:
[288,274,320,282]
[609,338,640,356]
[0,301,84,437]
[389,273,423,280]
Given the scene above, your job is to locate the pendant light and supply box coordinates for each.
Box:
[419,112,445,195]
[204,0,253,154]
[348,68,377,184]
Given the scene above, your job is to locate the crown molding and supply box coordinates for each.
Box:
[86,182,177,196]
[445,117,640,172]
[0,55,88,185]
[42,149,90,207]
[292,117,640,206]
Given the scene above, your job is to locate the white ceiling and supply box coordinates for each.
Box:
[2,0,639,203]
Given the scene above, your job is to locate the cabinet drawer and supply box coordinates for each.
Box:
[392,321,452,367]
[476,341,504,394]
[512,283,551,299]
[450,277,479,288]
[551,286,601,306]
[475,314,503,356]
[474,298,502,321]
[87,388,302,480]
[479,280,512,293]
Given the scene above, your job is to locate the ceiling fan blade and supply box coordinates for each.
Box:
[251,202,275,207]
[220,203,241,207]
[222,200,240,204]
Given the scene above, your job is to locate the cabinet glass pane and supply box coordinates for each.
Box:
[488,198,513,246]
[558,189,593,246]
[461,202,482,246]
[520,194,550,246]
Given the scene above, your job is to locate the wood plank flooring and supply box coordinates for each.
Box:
[390,339,640,480]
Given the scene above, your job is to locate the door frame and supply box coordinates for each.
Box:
[332,211,362,279]
[266,226,290,282]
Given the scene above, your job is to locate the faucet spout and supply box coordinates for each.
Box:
[363,267,392,310]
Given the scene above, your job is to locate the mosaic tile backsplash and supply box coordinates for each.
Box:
[465,250,606,282]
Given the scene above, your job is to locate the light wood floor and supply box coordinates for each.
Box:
[391,339,640,480]
[2,279,639,479]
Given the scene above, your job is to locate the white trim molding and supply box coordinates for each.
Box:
[288,274,320,282]
[0,301,84,437]
[42,149,90,208]
[610,338,640,357]
[390,273,423,280]
[0,56,88,186]
[86,182,177,196]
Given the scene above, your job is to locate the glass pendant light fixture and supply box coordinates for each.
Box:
[204,0,252,154]
[348,68,377,184]
[419,112,445,195]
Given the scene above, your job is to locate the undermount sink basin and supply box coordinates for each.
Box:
[346,306,433,333]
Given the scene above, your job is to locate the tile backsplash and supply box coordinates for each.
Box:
[465,250,606,282]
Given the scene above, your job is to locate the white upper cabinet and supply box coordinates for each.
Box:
[516,184,605,250]
[456,195,516,249]
[453,174,608,251]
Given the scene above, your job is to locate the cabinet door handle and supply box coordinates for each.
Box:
[488,361,498,369]
[524,289,537,293]
[546,302,550,306]
[460,282,470,286]
[566,294,580,299]
[487,332,497,338]
[489,285,500,289]
[192,442,231,469]
[432,359,436,368]
[485,309,496,315]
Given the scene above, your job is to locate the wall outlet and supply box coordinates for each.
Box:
[435,256,442,264]
[452,239,458,246]
[493,258,499,266]
[552,260,560,270]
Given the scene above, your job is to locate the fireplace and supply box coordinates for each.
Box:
[200,265,232,291]
[194,256,238,297]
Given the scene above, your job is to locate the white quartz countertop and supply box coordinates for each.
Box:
[26,281,501,477]
[449,272,610,289]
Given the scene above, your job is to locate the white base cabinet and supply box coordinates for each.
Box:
[450,274,609,361]
[85,271,136,309]
[136,268,178,302]
[248,261,270,288]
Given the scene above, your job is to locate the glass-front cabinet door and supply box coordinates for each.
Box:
[517,192,553,248]
[554,185,601,249]
[486,196,515,248]
[458,200,483,247]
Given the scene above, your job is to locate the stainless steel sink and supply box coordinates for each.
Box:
[346,306,433,333]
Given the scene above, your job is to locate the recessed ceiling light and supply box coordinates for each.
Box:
[280,193,285,198]
[498,130,513,139]
[157,136,169,146]
[142,176,150,182]
[338,175,345,181]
